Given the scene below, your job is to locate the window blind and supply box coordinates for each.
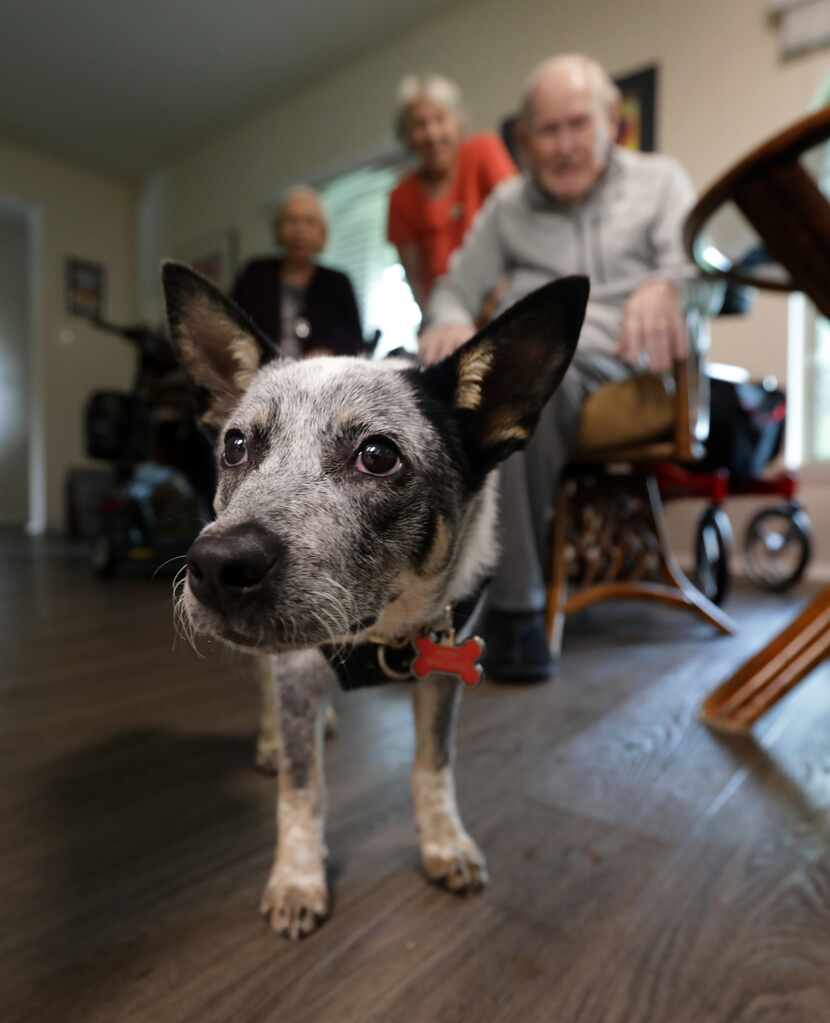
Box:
[319,162,421,357]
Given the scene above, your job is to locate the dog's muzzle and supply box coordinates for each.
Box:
[187,523,285,613]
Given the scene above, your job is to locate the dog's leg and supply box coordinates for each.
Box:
[254,654,281,774]
[254,654,337,775]
[260,649,331,940]
[412,675,488,892]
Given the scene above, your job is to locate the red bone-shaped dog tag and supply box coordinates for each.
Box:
[411,634,484,687]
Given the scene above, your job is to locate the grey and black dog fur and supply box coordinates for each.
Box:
[162,262,588,940]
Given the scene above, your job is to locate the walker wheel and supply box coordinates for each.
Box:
[744,503,812,593]
[693,506,733,606]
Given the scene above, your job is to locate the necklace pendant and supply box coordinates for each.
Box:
[411,633,485,687]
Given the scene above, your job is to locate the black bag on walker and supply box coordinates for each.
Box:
[698,375,786,481]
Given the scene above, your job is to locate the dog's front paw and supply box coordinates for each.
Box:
[260,867,329,940]
[422,834,489,894]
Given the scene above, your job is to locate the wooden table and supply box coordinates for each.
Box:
[685,105,830,732]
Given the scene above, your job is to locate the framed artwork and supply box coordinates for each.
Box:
[173,230,238,292]
[499,62,659,162]
[66,257,105,319]
[614,65,658,153]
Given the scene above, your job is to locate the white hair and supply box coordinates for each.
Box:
[394,73,467,143]
[274,185,327,230]
[520,54,621,126]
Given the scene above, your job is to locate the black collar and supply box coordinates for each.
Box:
[323,581,489,691]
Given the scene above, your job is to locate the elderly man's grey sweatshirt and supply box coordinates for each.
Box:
[425,146,697,355]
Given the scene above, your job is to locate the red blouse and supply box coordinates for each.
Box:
[387,133,516,298]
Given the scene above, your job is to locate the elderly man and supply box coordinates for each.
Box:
[420,54,695,683]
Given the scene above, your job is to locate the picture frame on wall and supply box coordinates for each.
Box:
[173,229,239,292]
[66,257,106,319]
[614,64,658,153]
[499,62,659,163]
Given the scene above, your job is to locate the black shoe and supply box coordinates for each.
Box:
[482,609,557,684]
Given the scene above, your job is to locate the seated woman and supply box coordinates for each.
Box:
[232,186,363,358]
[387,73,516,312]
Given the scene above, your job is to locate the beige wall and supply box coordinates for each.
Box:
[137,0,830,564]
[0,139,137,532]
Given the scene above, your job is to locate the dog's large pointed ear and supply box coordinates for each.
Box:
[161,261,279,428]
[422,276,589,472]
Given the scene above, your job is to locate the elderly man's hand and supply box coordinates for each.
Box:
[418,323,476,366]
[617,279,687,375]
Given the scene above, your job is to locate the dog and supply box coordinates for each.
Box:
[162,262,588,939]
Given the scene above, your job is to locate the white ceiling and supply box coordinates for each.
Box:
[0,0,457,181]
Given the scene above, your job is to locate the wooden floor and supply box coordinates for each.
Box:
[5,530,830,1022]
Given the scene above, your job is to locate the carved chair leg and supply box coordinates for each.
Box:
[552,471,736,642]
[545,484,571,655]
[645,476,736,636]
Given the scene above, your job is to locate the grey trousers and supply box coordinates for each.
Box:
[490,350,631,613]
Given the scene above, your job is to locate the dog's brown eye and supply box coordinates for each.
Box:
[355,437,401,477]
[224,429,247,467]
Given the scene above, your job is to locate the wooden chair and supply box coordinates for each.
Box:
[544,303,737,655]
[683,105,830,732]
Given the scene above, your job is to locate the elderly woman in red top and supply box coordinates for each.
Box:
[387,73,516,311]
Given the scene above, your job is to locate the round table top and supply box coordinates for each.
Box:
[684,105,830,294]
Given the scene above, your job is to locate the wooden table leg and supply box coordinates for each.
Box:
[700,585,830,733]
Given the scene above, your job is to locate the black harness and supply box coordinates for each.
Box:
[323,582,490,691]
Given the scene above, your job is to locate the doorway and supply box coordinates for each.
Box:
[0,198,42,534]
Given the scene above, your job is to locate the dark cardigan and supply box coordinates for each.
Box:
[230,257,364,357]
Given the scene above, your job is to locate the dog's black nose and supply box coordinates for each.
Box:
[187,524,283,611]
